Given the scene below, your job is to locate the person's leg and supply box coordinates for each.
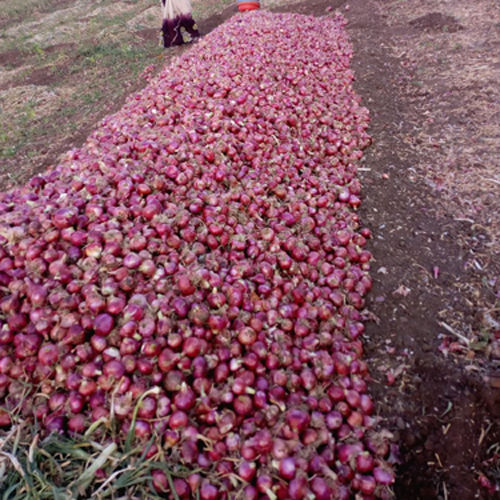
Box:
[179,14,200,39]
[162,0,185,47]
[162,17,183,47]
[174,0,199,42]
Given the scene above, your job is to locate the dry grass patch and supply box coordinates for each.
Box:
[381,0,500,250]
[0,0,166,189]
[378,0,500,359]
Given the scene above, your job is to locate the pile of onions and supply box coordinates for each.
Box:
[0,11,395,499]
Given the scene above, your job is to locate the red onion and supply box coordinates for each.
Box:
[238,461,257,482]
[152,469,168,493]
[200,481,218,500]
[243,485,258,500]
[356,451,375,473]
[0,10,393,497]
[93,313,114,336]
[358,474,376,495]
[373,465,395,485]
[288,476,308,500]
[37,343,59,366]
[286,409,310,433]
[168,410,188,429]
[279,457,297,480]
[233,395,253,416]
[68,414,86,434]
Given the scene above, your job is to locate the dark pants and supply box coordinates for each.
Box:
[162,14,200,48]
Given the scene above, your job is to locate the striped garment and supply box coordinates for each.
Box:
[161,0,200,47]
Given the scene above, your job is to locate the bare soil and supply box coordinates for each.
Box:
[0,0,498,498]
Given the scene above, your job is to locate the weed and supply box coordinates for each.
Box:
[81,90,103,105]
[20,102,37,124]
[2,0,59,26]
[0,399,198,499]
[29,43,46,59]
[0,145,18,158]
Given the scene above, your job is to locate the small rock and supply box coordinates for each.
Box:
[403,431,416,447]
[489,340,500,359]
[393,284,411,297]
[424,437,435,451]
[486,373,500,389]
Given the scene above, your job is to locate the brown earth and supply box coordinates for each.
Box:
[1,0,498,499]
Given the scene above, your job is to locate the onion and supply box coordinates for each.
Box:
[234,395,253,416]
[169,410,188,429]
[37,343,59,366]
[238,461,257,482]
[356,451,375,473]
[200,481,218,500]
[68,414,86,434]
[373,465,395,485]
[173,384,196,411]
[286,409,310,433]
[152,469,168,493]
[93,313,114,336]
[177,275,195,296]
[279,457,297,480]
[0,9,392,497]
[183,337,202,358]
[243,485,258,500]
[288,476,308,500]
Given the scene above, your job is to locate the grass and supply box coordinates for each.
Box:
[192,0,235,20]
[1,423,167,499]
[1,0,62,22]
[0,389,202,499]
[0,144,18,158]
[0,27,164,184]
[71,41,154,73]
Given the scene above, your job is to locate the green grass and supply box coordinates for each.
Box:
[1,0,57,21]
[0,426,167,499]
[75,42,150,66]
[0,146,18,159]
[0,34,162,173]
[0,389,202,499]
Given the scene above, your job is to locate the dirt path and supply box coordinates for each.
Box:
[1,0,498,498]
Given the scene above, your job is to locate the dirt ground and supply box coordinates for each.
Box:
[0,0,499,498]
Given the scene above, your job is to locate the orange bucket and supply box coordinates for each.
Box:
[238,1,260,12]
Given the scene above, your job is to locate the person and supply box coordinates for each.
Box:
[161,0,200,48]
